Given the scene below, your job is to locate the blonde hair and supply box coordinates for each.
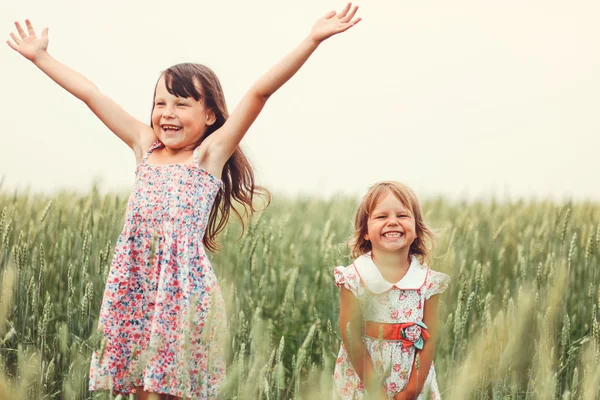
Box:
[348,181,435,265]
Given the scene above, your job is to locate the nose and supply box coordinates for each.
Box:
[162,105,176,119]
[387,218,399,226]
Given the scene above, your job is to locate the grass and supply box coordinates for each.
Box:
[0,188,599,399]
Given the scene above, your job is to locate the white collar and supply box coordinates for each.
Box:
[353,253,429,294]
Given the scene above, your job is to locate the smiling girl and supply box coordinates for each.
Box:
[7,5,361,399]
[333,181,450,399]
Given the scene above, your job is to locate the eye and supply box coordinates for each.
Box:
[376,215,386,219]
[177,103,188,107]
[155,101,165,106]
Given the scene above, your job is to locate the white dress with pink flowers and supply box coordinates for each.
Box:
[333,254,450,399]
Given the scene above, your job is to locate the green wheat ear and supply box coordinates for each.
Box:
[2,191,600,398]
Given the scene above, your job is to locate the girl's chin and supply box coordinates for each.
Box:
[373,244,410,253]
[160,133,181,141]
[160,136,184,146]
[381,237,406,245]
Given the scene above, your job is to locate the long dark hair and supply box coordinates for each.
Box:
[151,63,270,252]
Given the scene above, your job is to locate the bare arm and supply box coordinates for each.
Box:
[7,20,153,158]
[394,295,440,400]
[203,3,361,168]
[340,287,387,399]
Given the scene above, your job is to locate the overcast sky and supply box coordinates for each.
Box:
[2,0,599,201]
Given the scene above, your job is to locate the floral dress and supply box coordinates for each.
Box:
[333,254,450,399]
[89,141,226,399]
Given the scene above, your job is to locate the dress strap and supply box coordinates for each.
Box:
[142,141,163,164]
[192,146,201,167]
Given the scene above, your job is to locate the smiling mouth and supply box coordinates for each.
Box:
[161,125,182,133]
[382,232,404,238]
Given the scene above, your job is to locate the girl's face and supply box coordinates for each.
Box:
[364,190,417,257]
[151,75,215,150]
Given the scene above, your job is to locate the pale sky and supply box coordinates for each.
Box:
[2,0,599,201]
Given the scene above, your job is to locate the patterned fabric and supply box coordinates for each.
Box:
[333,255,450,399]
[90,141,226,399]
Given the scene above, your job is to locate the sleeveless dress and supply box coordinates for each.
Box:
[333,254,450,399]
[89,141,226,399]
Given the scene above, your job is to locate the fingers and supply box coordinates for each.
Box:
[10,32,21,45]
[41,27,49,38]
[6,39,18,51]
[336,19,360,34]
[337,2,352,19]
[25,19,36,37]
[341,5,359,23]
[336,23,355,34]
[14,21,27,40]
[323,10,337,19]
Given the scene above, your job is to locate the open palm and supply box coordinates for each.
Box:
[311,3,361,43]
[7,20,49,61]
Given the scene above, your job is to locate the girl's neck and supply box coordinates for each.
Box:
[371,250,411,282]
[148,145,195,166]
[161,143,197,155]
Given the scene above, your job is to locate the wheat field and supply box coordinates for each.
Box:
[0,188,599,399]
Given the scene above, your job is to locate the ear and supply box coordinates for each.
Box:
[206,110,217,126]
[363,233,369,241]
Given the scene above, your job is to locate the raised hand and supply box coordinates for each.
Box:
[7,19,49,62]
[311,3,361,43]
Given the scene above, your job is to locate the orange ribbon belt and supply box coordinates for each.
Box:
[364,321,430,349]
